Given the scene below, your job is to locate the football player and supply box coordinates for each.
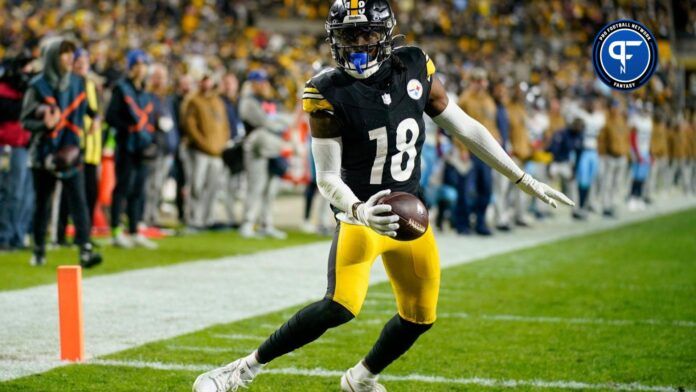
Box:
[193,1,574,391]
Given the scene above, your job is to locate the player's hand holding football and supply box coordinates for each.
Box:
[516,173,575,208]
[354,189,399,237]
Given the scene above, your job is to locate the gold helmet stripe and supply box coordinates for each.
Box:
[350,0,359,16]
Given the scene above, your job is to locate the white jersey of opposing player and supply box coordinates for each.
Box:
[567,103,606,150]
[527,110,550,144]
[629,113,653,156]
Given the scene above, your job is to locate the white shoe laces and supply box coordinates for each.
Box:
[225,369,251,391]
[210,360,253,392]
[346,370,386,392]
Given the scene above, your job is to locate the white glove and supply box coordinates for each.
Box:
[354,189,400,237]
[516,173,575,208]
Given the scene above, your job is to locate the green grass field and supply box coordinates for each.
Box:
[2,211,696,391]
[0,230,325,291]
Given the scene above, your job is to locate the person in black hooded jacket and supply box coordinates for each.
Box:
[20,37,101,268]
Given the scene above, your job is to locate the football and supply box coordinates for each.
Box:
[378,192,429,241]
[54,145,81,171]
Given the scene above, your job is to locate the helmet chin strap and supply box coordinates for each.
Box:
[346,52,380,79]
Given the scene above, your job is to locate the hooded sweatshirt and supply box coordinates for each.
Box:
[20,38,87,167]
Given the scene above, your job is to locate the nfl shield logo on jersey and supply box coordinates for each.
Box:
[381,93,392,106]
[407,79,423,100]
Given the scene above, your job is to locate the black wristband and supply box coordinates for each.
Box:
[515,173,527,184]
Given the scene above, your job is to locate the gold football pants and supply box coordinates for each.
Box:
[325,222,440,324]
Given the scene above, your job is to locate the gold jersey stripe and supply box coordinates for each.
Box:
[304,87,320,94]
[426,58,436,77]
[303,97,334,113]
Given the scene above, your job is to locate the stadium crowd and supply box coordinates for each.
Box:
[0,0,694,265]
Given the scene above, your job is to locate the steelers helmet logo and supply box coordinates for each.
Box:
[592,19,658,91]
[407,79,423,100]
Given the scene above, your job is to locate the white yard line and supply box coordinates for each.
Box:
[87,359,693,392]
[438,313,696,328]
[1,197,695,382]
[362,310,696,328]
[209,333,268,341]
[165,345,254,354]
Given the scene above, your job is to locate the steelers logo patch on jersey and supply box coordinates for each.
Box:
[407,79,423,100]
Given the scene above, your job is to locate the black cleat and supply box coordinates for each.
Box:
[572,210,587,220]
[475,225,493,236]
[30,252,46,267]
[602,209,617,219]
[79,244,102,269]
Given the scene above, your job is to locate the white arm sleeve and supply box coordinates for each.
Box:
[311,137,361,215]
[432,99,525,182]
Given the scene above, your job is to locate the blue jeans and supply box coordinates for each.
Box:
[419,143,438,189]
[443,156,492,233]
[632,161,651,181]
[467,155,492,230]
[0,147,34,248]
[424,183,458,208]
[443,164,468,232]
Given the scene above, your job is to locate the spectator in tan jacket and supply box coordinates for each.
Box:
[490,82,513,231]
[457,68,496,235]
[546,98,566,141]
[667,118,689,195]
[645,109,669,201]
[667,114,691,195]
[597,100,630,217]
[685,113,696,195]
[506,89,533,227]
[182,74,231,228]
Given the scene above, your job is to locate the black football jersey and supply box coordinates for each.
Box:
[303,46,437,202]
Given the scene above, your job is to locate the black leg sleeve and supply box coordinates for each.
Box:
[257,298,354,364]
[364,314,433,374]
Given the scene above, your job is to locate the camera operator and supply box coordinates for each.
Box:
[19,38,102,268]
[106,49,157,249]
